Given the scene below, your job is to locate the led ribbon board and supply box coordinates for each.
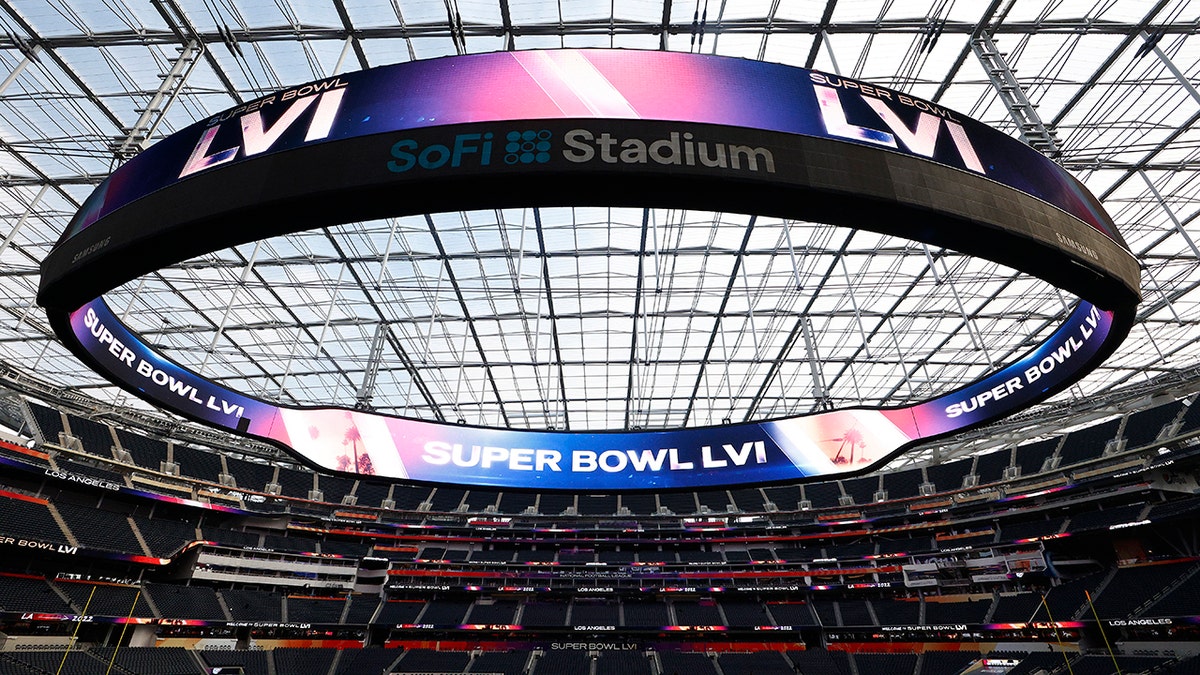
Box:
[39,50,1140,492]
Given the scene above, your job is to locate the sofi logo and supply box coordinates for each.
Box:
[387,129,552,173]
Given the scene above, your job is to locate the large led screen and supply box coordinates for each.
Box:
[41,50,1139,492]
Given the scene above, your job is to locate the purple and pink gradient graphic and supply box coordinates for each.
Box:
[63,50,1119,242]
[54,50,1131,491]
[70,294,1114,491]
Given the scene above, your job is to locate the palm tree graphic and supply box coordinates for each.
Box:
[824,425,867,464]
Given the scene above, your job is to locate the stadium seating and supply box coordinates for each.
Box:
[2,396,1200,671]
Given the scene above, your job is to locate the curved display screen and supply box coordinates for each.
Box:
[57,50,1118,244]
[70,298,1114,490]
[40,50,1140,492]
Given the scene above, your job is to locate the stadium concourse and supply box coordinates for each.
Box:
[6,1,1200,674]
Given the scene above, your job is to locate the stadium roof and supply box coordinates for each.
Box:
[0,0,1198,469]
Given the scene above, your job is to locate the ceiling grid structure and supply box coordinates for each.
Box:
[1,0,1200,471]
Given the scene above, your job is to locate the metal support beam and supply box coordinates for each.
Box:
[7,18,1200,52]
[741,258,761,358]
[659,0,673,51]
[931,0,1006,102]
[0,44,38,97]
[941,257,990,364]
[971,33,1061,155]
[332,36,355,76]
[821,30,842,74]
[113,40,202,159]
[804,0,838,68]
[331,0,370,71]
[1141,30,1200,108]
[201,242,262,374]
[1049,1,1171,128]
[1139,169,1200,259]
[0,184,46,259]
[679,216,759,427]
[152,0,243,104]
[444,0,467,55]
[624,209,652,429]
[756,0,783,61]
[839,256,871,358]
[422,213,511,427]
[0,6,125,134]
[800,316,829,409]
[1142,262,1184,325]
[355,323,389,410]
[499,0,516,51]
[887,315,915,398]
[532,208,570,430]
